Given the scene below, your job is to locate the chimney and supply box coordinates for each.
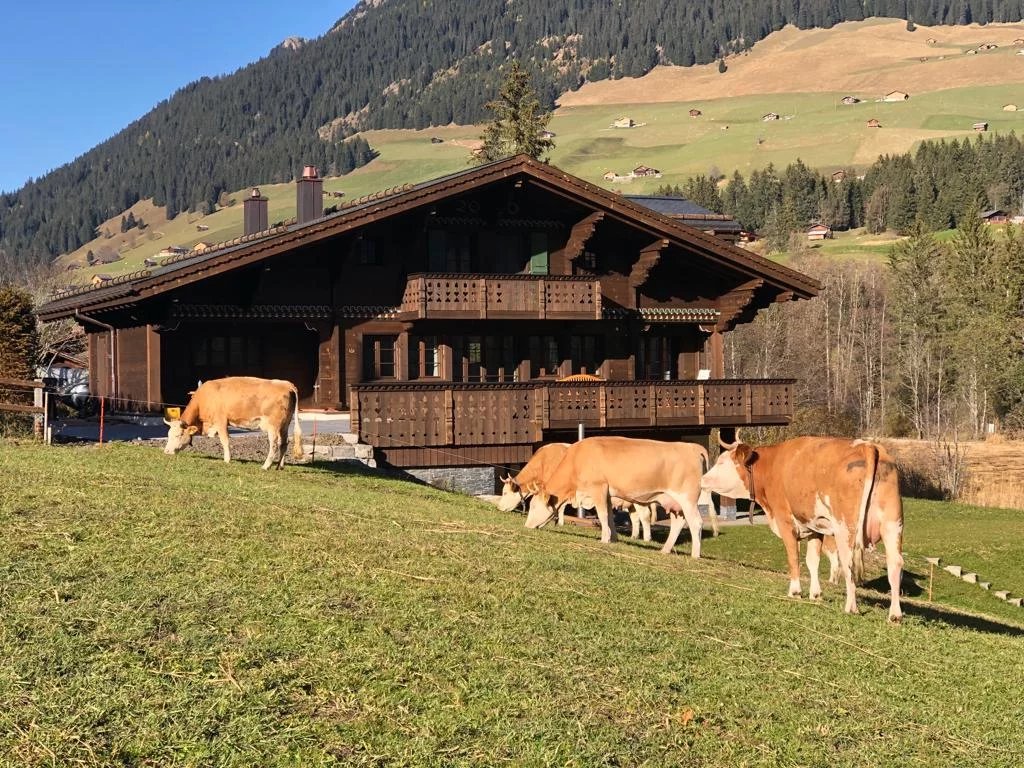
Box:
[296,165,323,226]
[243,188,269,235]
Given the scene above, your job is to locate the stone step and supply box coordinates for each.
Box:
[962,572,978,584]
[980,582,992,590]
[302,441,374,464]
[1010,597,1024,608]
[944,565,963,578]
[925,556,941,566]
[994,590,1011,601]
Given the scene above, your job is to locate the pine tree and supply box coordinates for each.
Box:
[0,283,39,381]
[477,60,554,163]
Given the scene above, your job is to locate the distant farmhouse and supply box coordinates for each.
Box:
[966,48,979,55]
[611,117,646,129]
[981,209,1009,224]
[831,170,847,183]
[1003,104,1019,112]
[841,96,860,105]
[689,108,702,118]
[90,274,113,287]
[158,245,189,258]
[762,112,780,121]
[867,118,882,128]
[974,121,989,132]
[806,224,833,241]
[1014,38,1024,45]
[926,37,937,44]
[539,130,556,139]
[632,165,662,178]
[883,91,910,102]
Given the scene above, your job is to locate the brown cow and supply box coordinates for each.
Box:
[497,442,664,541]
[525,437,712,557]
[701,436,903,622]
[164,376,303,470]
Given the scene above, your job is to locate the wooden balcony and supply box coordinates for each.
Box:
[351,379,795,467]
[400,273,602,320]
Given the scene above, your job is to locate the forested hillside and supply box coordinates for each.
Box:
[3,0,1024,273]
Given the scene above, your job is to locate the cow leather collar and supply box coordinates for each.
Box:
[744,457,760,507]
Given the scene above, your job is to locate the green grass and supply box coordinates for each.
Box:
[2,441,1023,765]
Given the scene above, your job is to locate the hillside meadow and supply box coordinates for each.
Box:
[56,20,1024,286]
[1,441,1022,766]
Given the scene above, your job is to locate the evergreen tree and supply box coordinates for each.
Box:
[477,60,554,163]
[0,283,39,381]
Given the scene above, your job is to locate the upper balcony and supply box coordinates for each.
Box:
[400,273,602,320]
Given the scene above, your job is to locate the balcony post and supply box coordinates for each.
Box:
[538,279,547,319]
[598,383,607,428]
[480,278,488,319]
[444,386,455,445]
[594,279,602,319]
[744,383,753,424]
[649,383,657,426]
[697,383,706,425]
[418,277,427,319]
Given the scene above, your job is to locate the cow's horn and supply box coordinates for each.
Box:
[163,418,174,426]
[718,430,739,450]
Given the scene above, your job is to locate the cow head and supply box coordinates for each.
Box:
[701,442,757,500]
[164,418,199,454]
[524,484,559,528]
[496,473,528,512]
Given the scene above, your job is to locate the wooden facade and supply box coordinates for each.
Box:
[38,155,819,468]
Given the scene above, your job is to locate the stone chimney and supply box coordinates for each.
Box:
[296,165,324,226]
[243,188,268,235]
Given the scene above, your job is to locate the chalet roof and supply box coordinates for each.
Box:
[38,155,819,321]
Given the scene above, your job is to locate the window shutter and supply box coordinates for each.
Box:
[529,232,549,275]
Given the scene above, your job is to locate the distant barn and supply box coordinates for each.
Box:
[1003,104,1019,112]
[981,209,1009,224]
[806,224,833,241]
[974,121,989,132]
[883,91,910,102]
[689,108,702,117]
[867,118,882,128]
[762,112,780,121]
[841,96,860,105]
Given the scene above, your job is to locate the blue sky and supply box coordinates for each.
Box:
[0,1,359,193]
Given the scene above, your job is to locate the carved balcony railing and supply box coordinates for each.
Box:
[399,273,602,320]
[351,379,795,466]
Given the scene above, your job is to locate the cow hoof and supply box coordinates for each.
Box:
[659,548,674,555]
[809,592,822,602]
[888,612,903,624]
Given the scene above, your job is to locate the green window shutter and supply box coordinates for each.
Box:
[428,230,445,271]
[529,232,549,275]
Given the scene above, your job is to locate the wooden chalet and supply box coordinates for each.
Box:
[38,156,819,470]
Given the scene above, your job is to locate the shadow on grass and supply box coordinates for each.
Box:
[859,592,1024,637]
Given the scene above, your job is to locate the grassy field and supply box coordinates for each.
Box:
[1,441,1023,766]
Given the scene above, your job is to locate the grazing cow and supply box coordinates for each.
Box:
[525,437,712,557]
[164,376,303,470]
[701,435,903,621]
[498,442,663,540]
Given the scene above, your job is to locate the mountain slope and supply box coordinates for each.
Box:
[4,0,1024,272]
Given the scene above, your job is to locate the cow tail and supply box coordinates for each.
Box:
[852,441,878,586]
[290,385,304,459]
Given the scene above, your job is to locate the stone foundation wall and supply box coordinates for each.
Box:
[403,466,499,496]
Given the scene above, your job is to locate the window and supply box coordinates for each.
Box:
[428,230,474,272]
[529,335,561,378]
[363,335,398,379]
[351,237,380,265]
[570,335,602,375]
[639,336,677,380]
[191,334,262,373]
[576,250,599,273]
[414,336,441,378]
